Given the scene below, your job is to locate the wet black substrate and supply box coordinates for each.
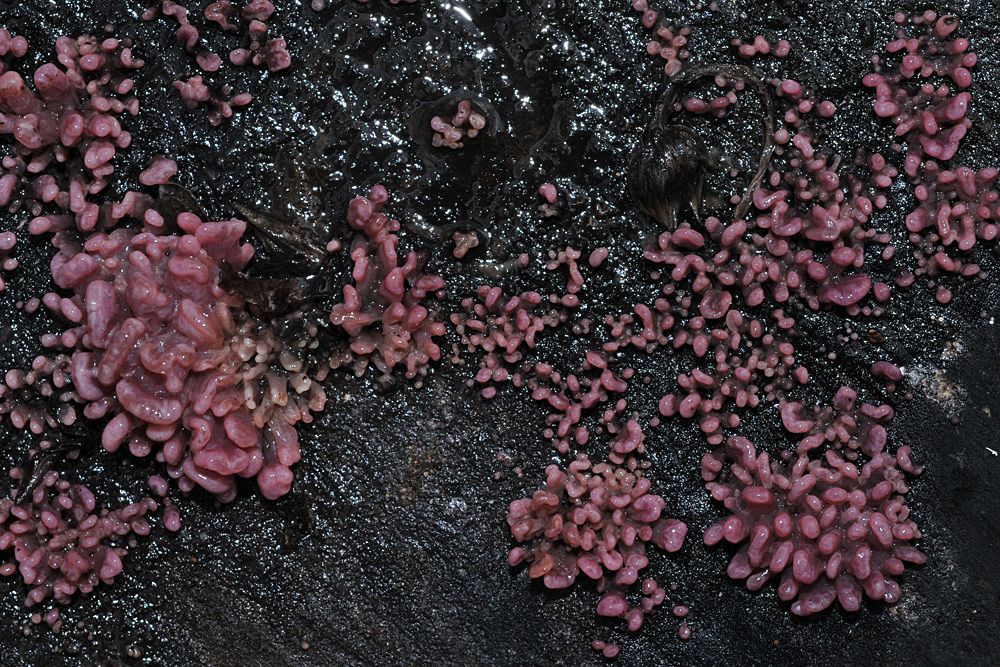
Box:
[0,1,999,665]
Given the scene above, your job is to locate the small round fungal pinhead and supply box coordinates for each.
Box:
[627,123,711,229]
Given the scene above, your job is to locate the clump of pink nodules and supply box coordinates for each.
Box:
[498,11,995,647]
[0,354,77,434]
[681,74,746,119]
[455,248,691,638]
[328,186,446,383]
[628,57,902,447]
[0,22,366,624]
[731,35,791,60]
[537,183,559,217]
[631,0,691,77]
[143,1,291,124]
[629,222,811,444]
[508,437,687,635]
[702,434,924,615]
[536,363,637,456]
[779,386,894,457]
[0,230,16,291]
[430,100,486,149]
[591,640,620,659]
[449,286,568,400]
[0,469,167,631]
[173,75,253,126]
[456,256,693,640]
[0,32,143,231]
[545,245,586,296]
[447,246,653,456]
[146,0,289,72]
[871,361,903,393]
[735,76,889,314]
[867,12,997,304]
[0,28,29,61]
[450,229,479,259]
[43,209,326,502]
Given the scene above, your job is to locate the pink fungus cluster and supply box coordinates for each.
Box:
[450,229,479,259]
[143,0,290,124]
[591,639,620,659]
[0,20,342,624]
[631,0,691,76]
[146,0,288,71]
[871,361,903,392]
[463,271,694,633]
[681,75,745,119]
[0,230,16,291]
[732,35,791,60]
[139,155,179,186]
[499,11,987,646]
[624,223,812,444]
[449,286,569,400]
[645,54,899,328]
[46,213,325,501]
[867,12,997,303]
[0,470,162,630]
[173,76,253,126]
[0,3,971,648]
[545,245,586,295]
[430,100,486,149]
[0,33,142,230]
[0,353,77,434]
[508,446,687,633]
[702,435,924,615]
[535,366,635,455]
[537,183,559,217]
[779,386,894,456]
[732,82,892,314]
[443,252,653,457]
[328,186,446,382]
[0,29,29,60]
